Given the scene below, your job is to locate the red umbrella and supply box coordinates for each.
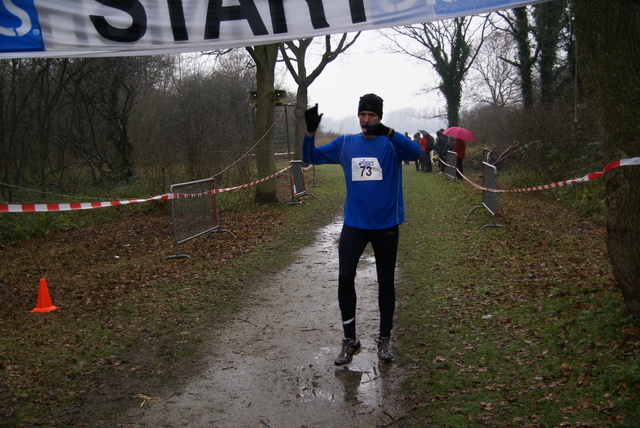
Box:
[443,126,476,142]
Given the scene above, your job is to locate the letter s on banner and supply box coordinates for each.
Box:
[0,0,44,52]
[90,0,147,43]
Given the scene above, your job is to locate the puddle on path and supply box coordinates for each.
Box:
[128,218,406,427]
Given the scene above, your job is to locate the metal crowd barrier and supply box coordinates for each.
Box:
[288,160,316,206]
[468,161,503,230]
[166,177,235,259]
[444,150,458,182]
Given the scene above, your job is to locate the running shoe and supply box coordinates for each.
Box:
[377,337,395,362]
[334,338,361,366]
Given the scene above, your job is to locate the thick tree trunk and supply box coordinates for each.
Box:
[443,82,462,127]
[534,2,564,109]
[513,7,534,109]
[575,0,640,316]
[247,44,279,205]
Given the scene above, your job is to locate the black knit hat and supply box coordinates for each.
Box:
[358,93,383,119]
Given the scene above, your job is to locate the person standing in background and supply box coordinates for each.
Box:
[403,132,411,164]
[453,138,466,179]
[418,133,428,171]
[423,132,435,173]
[413,132,422,171]
[435,129,447,174]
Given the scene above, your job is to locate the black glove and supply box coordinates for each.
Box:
[305,104,323,133]
[364,122,391,136]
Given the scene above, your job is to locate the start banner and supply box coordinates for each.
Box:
[1,0,545,58]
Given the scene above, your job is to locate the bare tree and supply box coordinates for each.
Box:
[0,59,37,201]
[466,30,520,107]
[279,33,360,160]
[69,56,169,182]
[532,1,567,109]
[494,7,537,109]
[495,3,572,110]
[385,17,489,126]
[30,59,73,188]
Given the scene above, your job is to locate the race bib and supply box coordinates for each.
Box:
[352,157,383,181]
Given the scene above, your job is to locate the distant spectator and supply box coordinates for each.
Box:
[423,132,435,173]
[413,132,422,171]
[452,138,466,179]
[418,134,428,171]
[435,129,447,174]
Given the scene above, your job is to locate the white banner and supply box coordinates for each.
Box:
[1,0,545,58]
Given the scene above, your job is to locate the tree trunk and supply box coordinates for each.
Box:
[247,44,279,204]
[433,18,472,127]
[293,87,307,161]
[442,79,462,126]
[575,0,640,317]
[513,7,534,109]
[534,2,564,109]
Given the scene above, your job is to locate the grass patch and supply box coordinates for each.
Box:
[396,169,639,426]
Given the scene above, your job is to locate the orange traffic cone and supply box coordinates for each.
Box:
[30,278,58,313]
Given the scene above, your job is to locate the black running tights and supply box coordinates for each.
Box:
[337,225,399,339]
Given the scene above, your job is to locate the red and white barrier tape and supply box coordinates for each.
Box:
[442,157,640,193]
[5,157,635,213]
[1,166,291,213]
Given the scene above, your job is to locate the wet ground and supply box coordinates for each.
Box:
[127,218,406,427]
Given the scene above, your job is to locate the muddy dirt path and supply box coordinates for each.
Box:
[126,218,406,427]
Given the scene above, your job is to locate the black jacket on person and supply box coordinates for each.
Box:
[425,134,435,153]
[435,134,448,157]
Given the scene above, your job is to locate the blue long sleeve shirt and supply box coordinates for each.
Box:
[303,131,421,230]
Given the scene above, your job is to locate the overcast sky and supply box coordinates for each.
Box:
[276,29,448,134]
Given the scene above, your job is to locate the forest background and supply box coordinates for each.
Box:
[1,2,607,235]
